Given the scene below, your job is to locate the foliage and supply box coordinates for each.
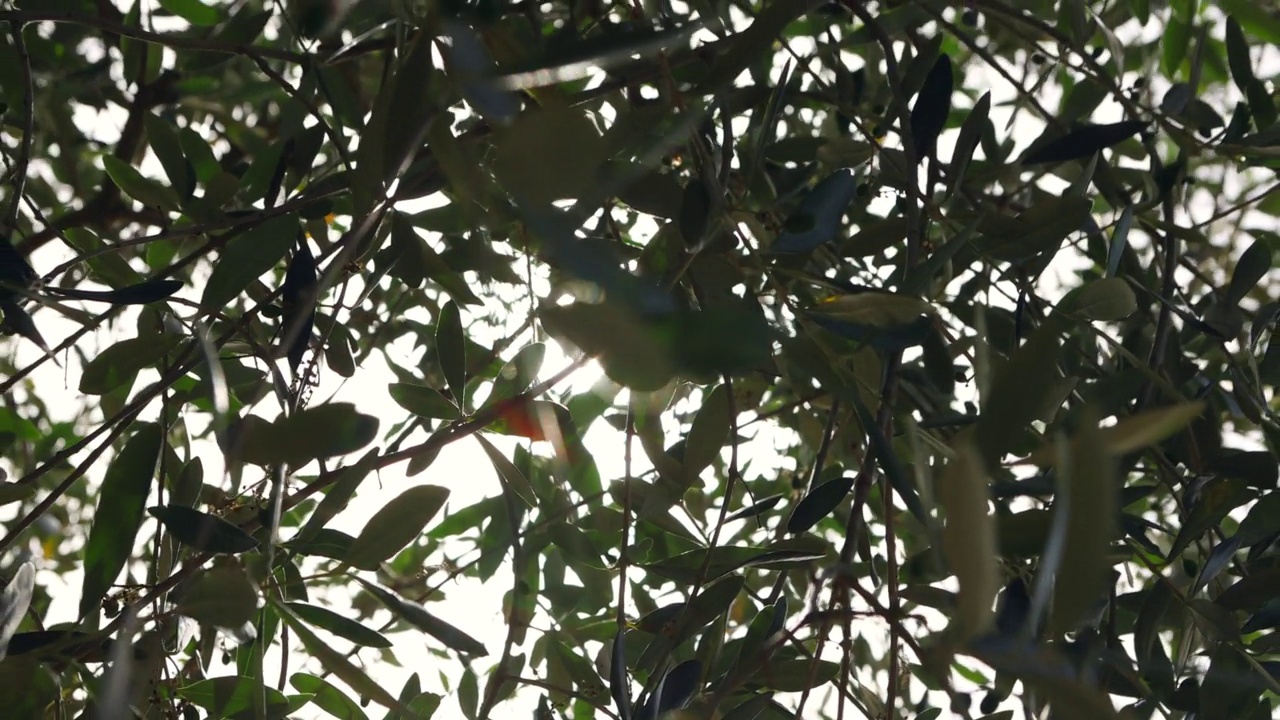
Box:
[0,0,1278,718]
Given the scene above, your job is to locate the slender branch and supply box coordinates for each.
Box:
[5,21,34,230]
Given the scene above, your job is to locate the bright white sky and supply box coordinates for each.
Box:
[2,2,1276,719]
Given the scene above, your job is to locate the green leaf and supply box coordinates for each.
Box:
[1058,278,1137,321]
[1225,237,1272,305]
[236,142,286,205]
[810,292,934,327]
[179,126,221,184]
[179,677,291,719]
[1200,643,1268,720]
[1225,17,1256,93]
[615,165,684,218]
[1050,411,1118,634]
[748,657,840,692]
[158,0,220,26]
[492,106,606,204]
[974,322,1063,470]
[102,154,179,211]
[474,435,537,507]
[488,342,546,403]
[175,565,260,628]
[201,214,298,309]
[238,402,380,467]
[640,538,827,585]
[1027,401,1206,464]
[684,384,731,479]
[62,227,143,287]
[295,451,378,544]
[1161,16,1192,78]
[949,92,991,196]
[0,483,34,507]
[143,112,194,199]
[786,475,855,535]
[388,383,460,420]
[149,504,258,554]
[381,35,438,186]
[355,579,488,657]
[936,438,999,639]
[291,672,371,720]
[0,563,34,661]
[1220,0,1280,43]
[436,301,466,406]
[344,485,450,569]
[285,602,392,648]
[273,600,423,718]
[79,423,162,619]
[79,333,186,395]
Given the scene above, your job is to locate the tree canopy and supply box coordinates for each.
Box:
[0,0,1278,718]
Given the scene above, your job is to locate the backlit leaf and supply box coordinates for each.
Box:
[344,485,450,569]
[80,423,162,619]
[202,214,298,309]
[149,504,258,554]
[936,438,999,639]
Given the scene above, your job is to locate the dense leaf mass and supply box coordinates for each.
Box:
[0,1,1277,719]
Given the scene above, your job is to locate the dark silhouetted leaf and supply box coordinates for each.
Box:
[150,504,257,554]
[726,494,784,523]
[679,179,712,247]
[1225,17,1256,93]
[637,659,702,720]
[684,384,731,479]
[1059,278,1137,321]
[749,657,839,692]
[771,169,858,253]
[50,278,183,305]
[1020,121,1147,165]
[610,628,631,720]
[102,155,179,211]
[355,579,488,657]
[1225,237,1272,305]
[281,237,317,377]
[949,92,991,195]
[910,53,953,161]
[786,475,854,534]
[437,301,466,405]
